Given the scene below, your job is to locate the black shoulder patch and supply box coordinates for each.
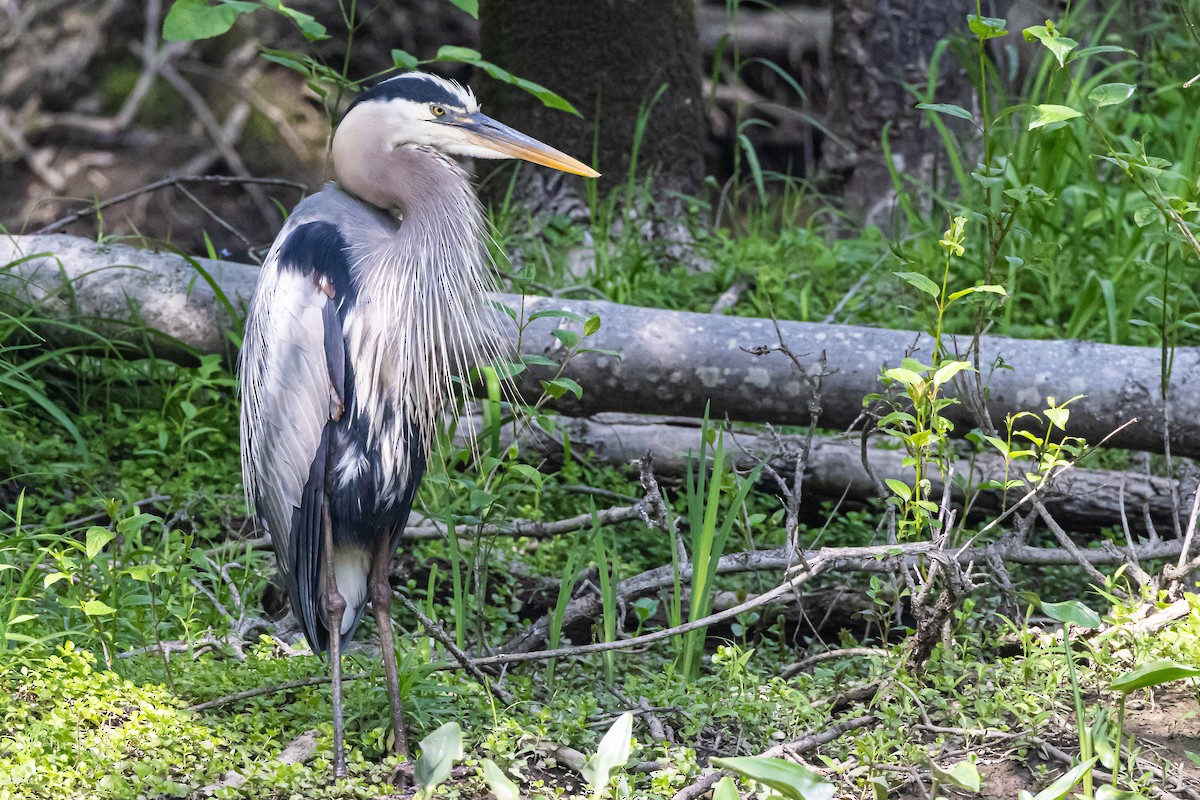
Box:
[278,221,356,305]
[348,73,464,113]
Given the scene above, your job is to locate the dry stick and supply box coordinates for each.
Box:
[394,594,516,705]
[36,176,307,235]
[671,714,876,800]
[781,647,888,679]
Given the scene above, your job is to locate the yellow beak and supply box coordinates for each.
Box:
[453,112,600,178]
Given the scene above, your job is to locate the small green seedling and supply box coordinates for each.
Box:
[579,711,633,798]
[481,758,520,800]
[414,722,464,799]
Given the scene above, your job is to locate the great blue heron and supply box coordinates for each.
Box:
[239,72,597,776]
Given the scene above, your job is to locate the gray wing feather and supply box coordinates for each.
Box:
[239,238,342,649]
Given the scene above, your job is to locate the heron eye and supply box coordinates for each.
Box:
[431,105,445,117]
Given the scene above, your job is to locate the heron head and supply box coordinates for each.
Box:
[335,72,599,182]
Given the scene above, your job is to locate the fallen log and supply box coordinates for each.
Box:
[3,233,1198,457]
[498,414,1181,534]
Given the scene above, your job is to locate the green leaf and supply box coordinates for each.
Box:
[162,0,257,41]
[391,49,420,70]
[528,309,586,324]
[583,314,602,337]
[968,14,1008,39]
[948,284,1008,301]
[932,360,972,388]
[711,756,835,800]
[916,103,974,122]
[433,44,483,62]
[1112,659,1200,692]
[885,479,912,502]
[414,722,464,791]
[520,353,560,368]
[1022,25,1078,67]
[118,512,160,536]
[551,328,580,348]
[1088,83,1135,108]
[1030,758,1096,800]
[258,0,327,40]
[43,572,70,589]
[883,367,924,389]
[469,490,499,512]
[712,776,740,800]
[1029,104,1082,130]
[480,760,519,800]
[444,0,478,18]
[82,599,117,616]
[930,760,981,791]
[894,271,941,297]
[579,711,633,791]
[1039,599,1101,629]
[85,527,116,560]
[541,377,583,401]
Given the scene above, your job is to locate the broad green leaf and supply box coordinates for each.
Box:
[894,271,941,297]
[930,760,981,791]
[584,314,602,337]
[1022,25,1078,67]
[528,309,586,324]
[469,489,499,511]
[916,103,974,122]
[1040,599,1101,629]
[1091,710,1117,770]
[580,711,633,791]
[433,44,483,62]
[1112,659,1200,692]
[414,722,464,790]
[1031,758,1096,800]
[82,599,117,616]
[712,776,740,800]
[86,526,116,560]
[43,572,70,589]
[445,0,478,18]
[551,327,580,348]
[1095,786,1146,800]
[480,759,519,800]
[391,49,420,70]
[1029,104,1082,130]
[711,756,835,800]
[163,0,257,41]
[1088,83,1135,108]
[968,14,1008,39]
[885,479,912,502]
[7,614,36,626]
[541,377,583,401]
[521,353,559,368]
[117,512,160,536]
[1186,751,1200,767]
[259,0,327,40]
[883,367,924,389]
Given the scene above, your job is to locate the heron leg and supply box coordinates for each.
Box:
[322,499,349,778]
[369,535,408,760]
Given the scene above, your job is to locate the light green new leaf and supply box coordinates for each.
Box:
[711,756,834,800]
[1088,83,1135,108]
[1029,104,1082,130]
[1022,25,1078,67]
[82,599,117,616]
[1112,659,1200,692]
[414,722,464,791]
[1039,599,1101,629]
[932,361,972,388]
[948,284,1008,302]
[916,103,974,122]
[163,0,257,41]
[85,527,115,560]
[480,759,519,800]
[584,314,602,337]
[580,711,633,791]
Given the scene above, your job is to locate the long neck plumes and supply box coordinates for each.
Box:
[338,143,504,472]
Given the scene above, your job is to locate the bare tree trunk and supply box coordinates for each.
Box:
[824,0,972,225]
[476,0,704,221]
[4,233,1199,458]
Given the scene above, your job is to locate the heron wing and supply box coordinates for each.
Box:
[240,221,352,653]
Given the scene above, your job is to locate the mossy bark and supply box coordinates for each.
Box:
[477,0,704,220]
